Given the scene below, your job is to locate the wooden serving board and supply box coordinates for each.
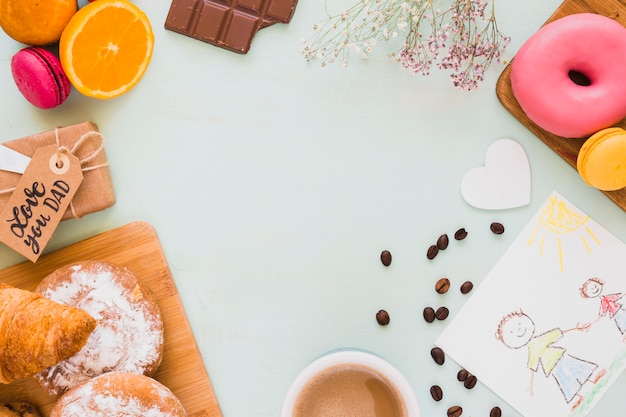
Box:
[0,221,222,417]
[496,0,626,212]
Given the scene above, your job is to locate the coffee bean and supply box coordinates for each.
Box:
[380,250,392,266]
[427,244,439,260]
[437,234,449,250]
[435,306,449,321]
[423,307,436,323]
[429,384,443,401]
[456,369,469,382]
[376,309,390,326]
[464,374,477,389]
[447,405,463,417]
[430,347,445,365]
[454,228,468,240]
[435,277,451,294]
[460,280,473,294]
[490,406,502,417]
[490,222,505,235]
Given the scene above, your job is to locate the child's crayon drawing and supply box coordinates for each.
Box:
[526,195,600,272]
[436,192,626,417]
[579,277,626,341]
[495,310,605,409]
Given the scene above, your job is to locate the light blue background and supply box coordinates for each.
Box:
[0,1,624,416]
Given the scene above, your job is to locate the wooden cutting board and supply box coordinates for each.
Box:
[0,221,222,417]
[496,0,626,212]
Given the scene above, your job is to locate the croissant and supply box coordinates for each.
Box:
[0,283,97,384]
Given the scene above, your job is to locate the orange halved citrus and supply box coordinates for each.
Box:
[0,0,77,45]
[59,0,154,99]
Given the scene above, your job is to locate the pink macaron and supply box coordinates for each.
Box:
[11,46,71,109]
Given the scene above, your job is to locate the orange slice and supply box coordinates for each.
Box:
[59,0,154,99]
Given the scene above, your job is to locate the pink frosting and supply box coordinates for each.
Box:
[511,13,626,138]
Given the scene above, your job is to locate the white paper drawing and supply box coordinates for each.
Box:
[436,192,626,417]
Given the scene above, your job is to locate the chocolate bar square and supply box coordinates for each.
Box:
[164,0,298,53]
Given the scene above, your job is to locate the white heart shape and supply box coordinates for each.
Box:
[461,139,531,210]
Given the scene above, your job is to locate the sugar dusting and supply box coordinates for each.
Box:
[58,376,183,416]
[37,263,164,394]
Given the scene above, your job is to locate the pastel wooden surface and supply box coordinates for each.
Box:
[0,222,222,417]
[496,0,626,212]
[5,1,626,417]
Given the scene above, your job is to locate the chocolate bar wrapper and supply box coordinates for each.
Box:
[0,121,115,220]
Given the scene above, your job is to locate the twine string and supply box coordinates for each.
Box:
[55,127,109,171]
[0,127,109,219]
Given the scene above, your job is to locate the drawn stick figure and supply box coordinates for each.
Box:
[580,277,626,341]
[495,310,605,410]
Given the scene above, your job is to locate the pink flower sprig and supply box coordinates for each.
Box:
[300,0,510,90]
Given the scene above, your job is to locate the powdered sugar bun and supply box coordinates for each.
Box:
[34,261,164,396]
[50,372,187,416]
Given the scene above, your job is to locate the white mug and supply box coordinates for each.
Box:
[281,350,421,417]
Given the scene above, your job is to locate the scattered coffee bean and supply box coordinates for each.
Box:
[437,234,449,250]
[376,309,390,326]
[454,228,468,240]
[430,347,445,365]
[435,306,449,321]
[490,222,505,235]
[429,384,443,401]
[380,250,392,266]
[435,277,451,294]
[423,307,436,323]
[489,406,502,417]
[427,244,439,260]
[460,280,474,294]
[457,368,469,382]
[464,374,477,389]
[447,405,463,417]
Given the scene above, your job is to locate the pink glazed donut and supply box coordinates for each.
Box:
[511,13,626,138]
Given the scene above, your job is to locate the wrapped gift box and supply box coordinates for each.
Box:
[0,122,115,220]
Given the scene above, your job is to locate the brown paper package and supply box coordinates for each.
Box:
[0,122,115,220]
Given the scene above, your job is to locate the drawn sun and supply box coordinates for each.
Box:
[526,195,600,271]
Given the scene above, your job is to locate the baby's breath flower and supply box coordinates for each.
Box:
[299,0,509,90]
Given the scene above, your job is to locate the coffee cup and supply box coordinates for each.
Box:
[281,350,421,417]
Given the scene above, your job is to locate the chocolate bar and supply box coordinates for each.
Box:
[164,0,298,54]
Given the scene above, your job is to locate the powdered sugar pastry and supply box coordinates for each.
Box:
[35,261,164,396]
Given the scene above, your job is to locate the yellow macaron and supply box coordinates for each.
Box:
[577,127,626,191]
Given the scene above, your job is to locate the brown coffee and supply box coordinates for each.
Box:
[490,222,505,235]
[447,405,463,417]
[429,384,443,401]
[454,228,468,240]
[430,347,445,365]
[456,369,469,382]
[376,309,390,326]
[380,250,392,266]
[426,244,439,260]
[436,234,449,250]
[435,306,449,321]
[490,406,502,417]
[293,364,407,417]
[435,278,451,294]
[463,374,477,389]
[460,281,473,294]
[423,307,436,323]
